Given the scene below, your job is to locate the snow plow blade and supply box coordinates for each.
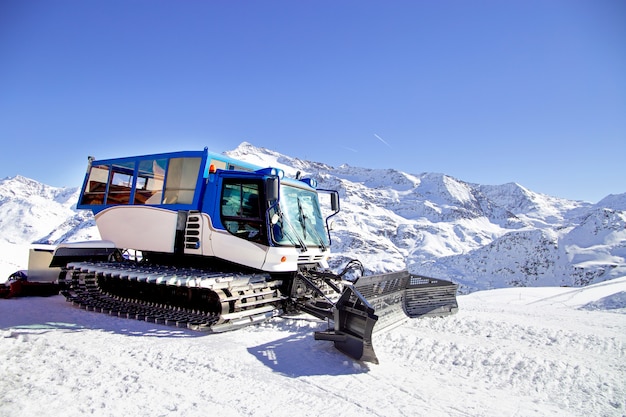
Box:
[315,271,458,364]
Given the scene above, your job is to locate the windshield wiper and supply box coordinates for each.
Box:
[297,197,307,239]
[297,197,327,252]
[276,204,308,252]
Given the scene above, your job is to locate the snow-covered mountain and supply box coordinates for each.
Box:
[0,175,97,245]
[1,143,625,292]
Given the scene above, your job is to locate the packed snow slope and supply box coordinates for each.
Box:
[1,143,625,292]
[1,278,625,417]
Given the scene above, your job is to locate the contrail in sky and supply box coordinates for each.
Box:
[373,133,392,149]
[342,146,358,153]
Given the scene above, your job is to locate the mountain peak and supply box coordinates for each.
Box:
[228,141,277,158]
[597,193,626,211]
[0,175,78,203]
[2,174,44,188]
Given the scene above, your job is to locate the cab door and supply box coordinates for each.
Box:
[209,175,270,270]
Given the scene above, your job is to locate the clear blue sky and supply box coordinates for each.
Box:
[1,0,624,202]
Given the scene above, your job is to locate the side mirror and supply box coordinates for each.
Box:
[266,177,279,201]
[330,192,339,212]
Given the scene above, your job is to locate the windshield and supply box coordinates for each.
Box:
[272,184,329,248]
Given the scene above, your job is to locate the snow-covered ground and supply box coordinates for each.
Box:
[2,277,625,417]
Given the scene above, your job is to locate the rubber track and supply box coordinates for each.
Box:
[60,262,284,332]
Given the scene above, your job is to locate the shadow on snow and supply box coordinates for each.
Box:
[248,331,370,377]
[0,295,204,338]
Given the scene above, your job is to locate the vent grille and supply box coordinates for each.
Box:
[185,211,202,250]
[297,254,324,263]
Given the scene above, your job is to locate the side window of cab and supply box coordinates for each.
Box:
[220,180,264,242]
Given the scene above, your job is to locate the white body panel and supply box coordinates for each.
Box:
[196,213,294,272]
[27,245,61,282]
[209,229,272,270]
[95,206,178,253]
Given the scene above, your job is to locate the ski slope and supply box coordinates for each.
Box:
[1,277,625,417]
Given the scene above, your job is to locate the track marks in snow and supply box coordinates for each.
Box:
[2,291,625,417]
[374,308,625,416]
